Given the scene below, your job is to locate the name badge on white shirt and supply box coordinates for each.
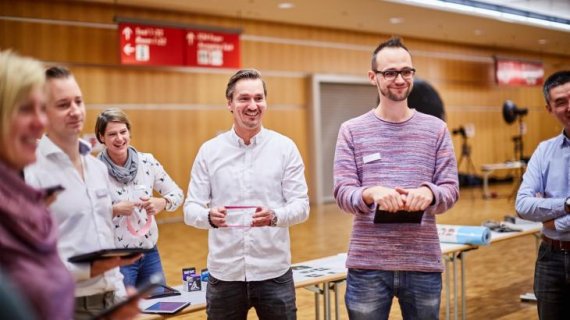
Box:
[95,188,108,198]
[363,153,381,164]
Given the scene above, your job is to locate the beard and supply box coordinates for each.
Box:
[380,85,412,102]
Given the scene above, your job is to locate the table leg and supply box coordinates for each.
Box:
[445,256,451,320]
[323,282,331,320]
[482,171,491,199]
[332,282,340,320]
[459,252,466,320]
[315,287,320,320]
[453,253,458,320]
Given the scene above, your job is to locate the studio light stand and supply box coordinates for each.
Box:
[503,100,528,163]
[512,115,526,163]
[502,100,528,200]
[457,133,477,176]
[452,125,479,188]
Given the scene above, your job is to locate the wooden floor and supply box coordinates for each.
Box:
[155,184,539,319]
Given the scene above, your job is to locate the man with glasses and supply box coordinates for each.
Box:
[516,70,570,320]
[333,37,459,319]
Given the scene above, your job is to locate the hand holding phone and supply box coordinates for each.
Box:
[91,273,164,320]
[42,185,65,205]
[43,185,65,197]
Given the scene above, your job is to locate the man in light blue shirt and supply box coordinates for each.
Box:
[516,70,570,320]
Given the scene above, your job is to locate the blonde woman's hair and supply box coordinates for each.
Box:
[0,50,45,141]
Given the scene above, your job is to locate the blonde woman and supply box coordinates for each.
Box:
[0,50,74,319]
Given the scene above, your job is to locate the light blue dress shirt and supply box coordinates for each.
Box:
[516,132,570,239]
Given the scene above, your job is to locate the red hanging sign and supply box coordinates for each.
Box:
[119,23,185,66]
[185,30,241,68]
[495,58,544,86]
[118,21,241,69]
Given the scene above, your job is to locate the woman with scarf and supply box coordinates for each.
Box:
[95,108,183,287]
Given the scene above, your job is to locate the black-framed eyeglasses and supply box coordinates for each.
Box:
[374,68,416,80]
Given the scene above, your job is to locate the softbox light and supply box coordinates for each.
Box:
[502,100,528,124]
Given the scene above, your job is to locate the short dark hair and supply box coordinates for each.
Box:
[94,108,131,143]
[543,70,570,105]
[225,69,267,100]
[45,66,72,80]
[371,37,411,71]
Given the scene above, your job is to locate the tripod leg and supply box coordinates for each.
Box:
[466,156,477,176]
[457,154,465,171]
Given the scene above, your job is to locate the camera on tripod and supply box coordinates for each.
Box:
[451,124,475,139]
[451,123,480,186]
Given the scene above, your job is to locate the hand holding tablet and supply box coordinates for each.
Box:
[373,206,424,224]
[92,273,164,320]
[68,248,153,263]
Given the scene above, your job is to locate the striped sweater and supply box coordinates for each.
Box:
[333,110,459,272]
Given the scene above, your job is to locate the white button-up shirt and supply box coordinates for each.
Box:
[184,128,309,281]
[106,152,184,249]
[25,136,126,298]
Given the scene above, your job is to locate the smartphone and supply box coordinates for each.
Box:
[43,185,65,197]
[91,273,164,320]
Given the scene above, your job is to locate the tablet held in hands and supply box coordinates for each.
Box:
[224,206,257,227]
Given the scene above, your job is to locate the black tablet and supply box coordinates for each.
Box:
[373,207,424,224]
[68,248,153,263]
[142,301,190,314]
[146,284,181,299]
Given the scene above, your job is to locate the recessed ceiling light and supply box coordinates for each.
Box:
[538,39,548,44]
[389,17,404,24]
[278,2,295,9]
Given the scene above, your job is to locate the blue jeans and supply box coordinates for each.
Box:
[534,243,570,320]
[345,269,442,320]
[206,268,297,320]
[120,245,166,288]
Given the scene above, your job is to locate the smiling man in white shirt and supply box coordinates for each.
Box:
[24,66,141,320]
[184,69,310,320]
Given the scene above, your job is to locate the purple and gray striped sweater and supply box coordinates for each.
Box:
[333,110,459,272]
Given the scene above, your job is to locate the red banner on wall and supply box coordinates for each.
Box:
[118,21,241,69]
[495,58,544,86]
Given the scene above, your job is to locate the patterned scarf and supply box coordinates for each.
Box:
[98,146,139,184]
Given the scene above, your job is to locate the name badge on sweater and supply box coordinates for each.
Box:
[363,153,381,164]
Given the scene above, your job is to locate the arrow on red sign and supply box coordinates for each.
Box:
[186,32,195,45]
[122,27,133,41]
[123,43,135,56]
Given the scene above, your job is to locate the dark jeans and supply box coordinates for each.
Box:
[345,268,442,320]
[206,268,297,320]
[120,245,166,288]
[534,243,570,320]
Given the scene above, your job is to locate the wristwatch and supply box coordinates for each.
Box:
[565,197,570,213]
[270,211,278,227]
